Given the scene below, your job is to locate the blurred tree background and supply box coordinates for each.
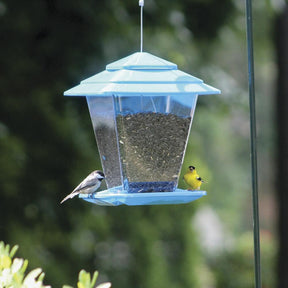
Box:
[0,0,283,287]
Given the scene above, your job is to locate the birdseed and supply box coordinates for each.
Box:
[116,112,191,192]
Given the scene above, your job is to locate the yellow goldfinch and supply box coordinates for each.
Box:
[183,165,204,190]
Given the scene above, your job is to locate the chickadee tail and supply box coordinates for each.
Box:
[60,191,79,204]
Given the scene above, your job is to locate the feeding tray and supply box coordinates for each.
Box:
[80,188,206,206]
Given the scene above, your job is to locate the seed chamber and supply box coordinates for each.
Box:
[114,95,197,193]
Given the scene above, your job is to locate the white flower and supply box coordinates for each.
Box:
[23,268,51,288]
[11,258,24,273]
[0,268,13,286]
[97,282,112,288]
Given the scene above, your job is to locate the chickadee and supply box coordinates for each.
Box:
[183,165,204,190]
[61,170,105,204]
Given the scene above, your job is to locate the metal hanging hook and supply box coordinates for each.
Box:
[139,0,144,52]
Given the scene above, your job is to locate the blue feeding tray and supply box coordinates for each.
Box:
[64,52,220,206]
[79,188,207,206]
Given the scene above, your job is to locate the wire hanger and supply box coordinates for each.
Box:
[139,0,144,52]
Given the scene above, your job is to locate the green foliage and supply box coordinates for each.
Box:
[0,241,111,288]
[209,232,276,288]
[64,270,111,288]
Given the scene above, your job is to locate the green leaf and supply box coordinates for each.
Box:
[78,270,90,287]
[77,283,85,288]
[20,259,29,274]
[13,272,24,285]
[91,271,99,287]
[0,254,11,269]
[77,270,100,288]
[10,245,19,258]
[38,272,46,282]
[4,244,10,255]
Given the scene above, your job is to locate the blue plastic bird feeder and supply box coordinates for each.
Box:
[64,52,220,206]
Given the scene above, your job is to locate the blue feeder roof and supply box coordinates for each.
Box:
[64,52,220,96]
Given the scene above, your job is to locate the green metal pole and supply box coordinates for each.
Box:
[245,0,262,287]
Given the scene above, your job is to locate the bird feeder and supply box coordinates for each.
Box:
[64,52,220,206]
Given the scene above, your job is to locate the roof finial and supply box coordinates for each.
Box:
[139,0,144,52]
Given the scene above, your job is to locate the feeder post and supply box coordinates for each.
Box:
[245,0,262,287]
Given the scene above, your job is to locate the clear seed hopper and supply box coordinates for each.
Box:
[64,52,220,206]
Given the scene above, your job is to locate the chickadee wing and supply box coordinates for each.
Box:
[72,171,99,193]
